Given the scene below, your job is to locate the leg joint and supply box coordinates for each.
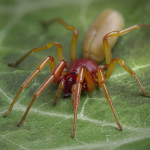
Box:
[34,93,38,98]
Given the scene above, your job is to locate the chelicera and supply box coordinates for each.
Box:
[4,9,150,138]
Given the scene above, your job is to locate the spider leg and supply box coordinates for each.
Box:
[71,66,94,138]
[103,24,150,65]
[95,67,122,130]
[54,78,65,105]
[41,18,78,61]
[4,58,66,118]
[9,42,64,66]
[18,59,67,126]
[105,58,150,97]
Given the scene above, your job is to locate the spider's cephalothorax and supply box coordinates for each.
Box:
[63,58,98,97]
[4,10,150,138]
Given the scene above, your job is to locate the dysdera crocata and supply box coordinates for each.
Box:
[4,9,150,138]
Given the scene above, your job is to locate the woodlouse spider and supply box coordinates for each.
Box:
[4,9,150,138]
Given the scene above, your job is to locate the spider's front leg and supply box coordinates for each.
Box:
[4,57,67,126]
[105,58,150,97]
[71,67,94,138]
[95,67,122,130]
[54,78,66,105]
[4,56,55,117]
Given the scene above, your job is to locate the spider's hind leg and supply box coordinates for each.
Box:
[103,24,150,65]
[9,42,64,66]
[41,18,78,61]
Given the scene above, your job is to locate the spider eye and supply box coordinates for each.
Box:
[72,71,77,75]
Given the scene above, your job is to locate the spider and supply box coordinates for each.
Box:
[4,9,150,138]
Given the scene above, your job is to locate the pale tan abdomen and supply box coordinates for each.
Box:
[83,9,124,63]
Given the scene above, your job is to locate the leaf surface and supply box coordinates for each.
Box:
[1,0,150,150]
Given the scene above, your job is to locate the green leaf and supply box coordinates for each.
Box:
[1,0,150,150]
